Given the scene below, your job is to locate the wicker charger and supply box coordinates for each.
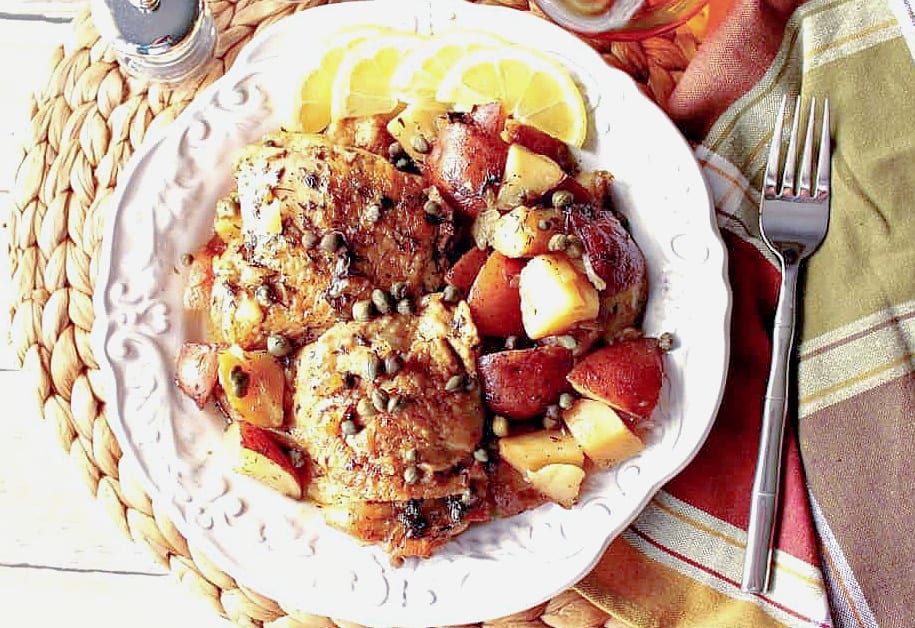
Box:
[7,1,699,625]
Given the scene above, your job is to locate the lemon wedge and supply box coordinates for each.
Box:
[293,25,390,132]
[330,33,426,120]
[391,30,507,103]
[436,47,588,147]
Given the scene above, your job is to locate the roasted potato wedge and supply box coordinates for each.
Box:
[478,345,573,419]
[466,251,527,337]
[424,112,508,217]
[491,206,562,258]
[445,246,490,294]
[566,337,665,421]
[568,210,648,339]
[224,421,302,499]
[502,119,576,173]
[176,342,219,409]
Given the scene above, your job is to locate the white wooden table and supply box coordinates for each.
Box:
[0,3,231,626]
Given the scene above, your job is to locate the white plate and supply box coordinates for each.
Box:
[93,1,731,626]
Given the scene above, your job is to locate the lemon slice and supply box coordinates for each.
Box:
[391,30,507,103]
[437,47,588,147]
[293,25,390,132]
[330,33,426,120]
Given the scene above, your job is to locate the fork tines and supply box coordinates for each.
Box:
[764,95,831,200]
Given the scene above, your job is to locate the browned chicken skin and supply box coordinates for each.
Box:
[208,132,452,349]
[287,296,489,558]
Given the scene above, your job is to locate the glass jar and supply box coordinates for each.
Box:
[91,0,217,85]
[534,0,709,41]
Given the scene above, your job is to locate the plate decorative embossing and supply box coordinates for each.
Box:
[92,1,730,626]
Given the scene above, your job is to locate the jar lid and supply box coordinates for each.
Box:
[91,0,201,55]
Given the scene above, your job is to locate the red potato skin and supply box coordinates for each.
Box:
[502,119,576,173]
[468,102,507,136]
[568,206,648,338]
[478,346,574,419]
[568,209,647,296]
[424,107,509,218]
[445,246,490,294]
[566,337,664,421]
[466,252,526,338]
[235,422,300,480]
[176,342,219,409]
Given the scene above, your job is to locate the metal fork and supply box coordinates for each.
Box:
[741,96,831,593]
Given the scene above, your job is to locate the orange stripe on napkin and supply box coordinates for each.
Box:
[577,535,791,628]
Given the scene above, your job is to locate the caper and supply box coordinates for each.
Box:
[384,355,403,376]
[371,288,392,314]
[491,415,510,438]
[442,284,460,303]
[396,298,413,315]
[545,404,562,420]
[363,203,381,224]
[445,374,464,392]
[658,332,674,352]
[411,135,430,154]
[387,394,404,413]
[390,281,408,301]
[403,465,420,484]
[366,354,383,381]
[371,388,389,412]
[557,335,578,350]
[229,366,250,398]
[548,234,569,252]
[552,189,574,208]
[288,449,306,468]
[395,157,411,171]
[504,335,519,350]
[473,448,489,463]
[537,219,551,231]
[357,397,376,417]
[352,299,373,322]
[301,230,318,249]
[266,334,294,357]
[341,419,358,436]
[558,392,575,410]
[387,141,404,159]
[255,284,274,307]
[423,199,442,218]
[404,448,418,463]
[179,252,194,267]
[566,242,584,259]
[319,232,341,253]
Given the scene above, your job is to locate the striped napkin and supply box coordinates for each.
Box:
[574,0,915,625]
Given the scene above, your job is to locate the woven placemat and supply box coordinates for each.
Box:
[7,1,699,625]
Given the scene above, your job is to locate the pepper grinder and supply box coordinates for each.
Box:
[91,0,217,85]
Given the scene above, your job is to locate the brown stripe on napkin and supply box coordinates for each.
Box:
[800,373,915,625]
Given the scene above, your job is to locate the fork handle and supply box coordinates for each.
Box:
[742,259,799,593]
